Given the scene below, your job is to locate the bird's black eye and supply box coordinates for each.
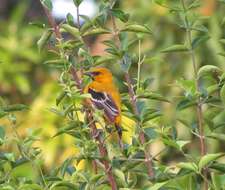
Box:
[92,71,101,76]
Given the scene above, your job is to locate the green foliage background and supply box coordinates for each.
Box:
[0,0,225,189]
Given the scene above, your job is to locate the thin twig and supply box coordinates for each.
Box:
[180,1,207,189]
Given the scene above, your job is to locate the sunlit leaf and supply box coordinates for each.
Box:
[121,24,153,34]
[82,28,110,36]
[177,162,198,172]
[61,24,80,38]
[144,181,168,190]
[161,44,189,53]
[199,153,225,170]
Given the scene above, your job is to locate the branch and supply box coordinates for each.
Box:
[39,3,117,189]
[110,6,154,178]
[180,1,207,190]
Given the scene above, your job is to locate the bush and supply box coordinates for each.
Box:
[0,0,225,189]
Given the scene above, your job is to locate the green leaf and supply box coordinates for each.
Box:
[143,127,158,139]
[66,13,74,26]
[177,79,196,95]
[40,0,53,10]
[19,184,42,190]
[207,84,220,96]
[197,65,222,79]
[211,172,222,190]
[4,153,15,162]
[73,0,83,7]
[111,9,129,23]
[191,25,208,33]
[0,126,5,145]
[153,0,166,6]
[220,84,225,105]
[82,28,111,36]
[143,181,168,190]
[162,137,189,151]
[137,92,170,103]
[207,133,225,142]
[177,162,198,172]
[114,169,127,186]
[61,24,80,38]
[142,109,162,123]
[37,29,52,52]
[192,35,210,49]
[0,104,28,112]
[93,56,116,66]
[176,99,196,110]
[121,24,153,34]
[210,163,225,173]
[50,181,78,189]
[56,91,67,106]
[199,153,225,170]
[161,44,189,53]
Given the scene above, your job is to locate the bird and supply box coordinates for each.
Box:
[83,67,123,148]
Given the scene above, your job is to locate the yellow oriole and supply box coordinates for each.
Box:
[84,67,123,148]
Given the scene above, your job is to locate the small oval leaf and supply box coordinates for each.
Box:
[121,24,152,34]
[161,44,189,53]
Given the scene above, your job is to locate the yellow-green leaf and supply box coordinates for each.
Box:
[199,153,224,170]
[161,44,189,53]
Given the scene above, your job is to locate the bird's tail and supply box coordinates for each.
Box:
[115,123,124,149]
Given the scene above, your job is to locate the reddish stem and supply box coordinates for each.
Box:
[111,12,155,178]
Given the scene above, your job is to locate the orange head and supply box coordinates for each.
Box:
[84,67,113,83]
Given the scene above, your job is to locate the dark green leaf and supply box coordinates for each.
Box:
[210,163,225,173]
[0,104,28,112]
[111,9,129,23]
[56,91,67,106]
[66,13,75,26]
[177,99,196,110]
[192,35,210,49]
[73,0,83,7]
[207,133,225,141]
[40,0,53,10]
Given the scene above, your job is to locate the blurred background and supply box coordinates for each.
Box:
[0,0,224,171]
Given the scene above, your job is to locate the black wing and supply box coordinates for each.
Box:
[88,88,119,122]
